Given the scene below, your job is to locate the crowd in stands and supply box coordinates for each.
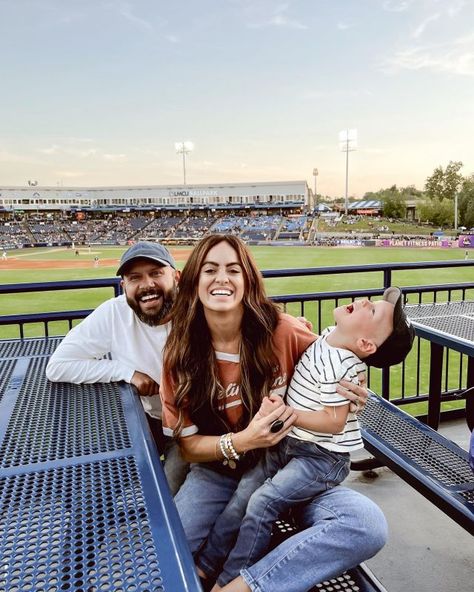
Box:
[0,211,464,252]
[0,221,33,249]
[212,215,245,234]
[278,215,308,240]
[173,215,217,240]
[140,215,184,240]
[240,215,282,241]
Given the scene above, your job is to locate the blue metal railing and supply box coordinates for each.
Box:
[1,260,473,420]
[0,278,121,338]
[0,277,122,296]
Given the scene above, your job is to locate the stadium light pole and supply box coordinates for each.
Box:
[174,141,194,186]
[338,129,357,215]
[312,168,318,211]
[454,192,459,231]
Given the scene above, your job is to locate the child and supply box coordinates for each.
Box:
[198,286,415,591]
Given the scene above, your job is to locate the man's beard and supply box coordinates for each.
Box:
[126,286,176,327]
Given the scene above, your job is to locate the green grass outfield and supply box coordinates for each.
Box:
[1,244,472,417]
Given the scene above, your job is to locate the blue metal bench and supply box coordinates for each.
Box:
[359,392,474,536]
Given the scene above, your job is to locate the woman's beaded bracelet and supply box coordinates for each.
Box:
[219,434,230,460]
[215,438,222,460]
[217,433,240,468]
[225,433,240,461]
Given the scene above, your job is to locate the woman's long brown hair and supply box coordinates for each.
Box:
[164,234,280,436]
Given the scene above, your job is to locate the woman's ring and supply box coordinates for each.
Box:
[270,419,284,433]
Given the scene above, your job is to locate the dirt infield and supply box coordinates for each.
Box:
[0,248,193,270]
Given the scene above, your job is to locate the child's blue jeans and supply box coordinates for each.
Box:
[198,436,350,586]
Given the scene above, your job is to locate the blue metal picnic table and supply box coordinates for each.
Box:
[0,337,202,592]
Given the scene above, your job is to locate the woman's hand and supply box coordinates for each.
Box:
[233,399,296,454]
[336,372,368,414]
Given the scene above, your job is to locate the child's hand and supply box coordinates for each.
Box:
[259,396,279,417]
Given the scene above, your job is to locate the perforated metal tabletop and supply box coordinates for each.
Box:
[0,348,201,591]
[406,300,474,355]
[406,301,474,354]
[405,301,474,430]
[0,336,63,360]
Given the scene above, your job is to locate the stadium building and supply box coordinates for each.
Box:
[0,180,315,249]
[0,180,311,213]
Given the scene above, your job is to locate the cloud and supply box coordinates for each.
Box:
[247,3,307,30]
[268,14,307,29]
[67,137,95,144]
[75,148,99,158]
[0,150,43,164]
[39,145,103,158]
[302,89,373,100]
[337,22,354,31]
[382,0,413,12]
[103,153,127,161]
[106,1,153,31]
[56,13,84,26]
[361,147,390,155]
[54,170,85,178]
[447,0,467,18]
[384,34,474,76]
[165,34,179,44]
[412,13,441,39]
[39,145,61,155]
[248,15,307,29]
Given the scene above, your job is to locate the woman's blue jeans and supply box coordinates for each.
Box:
[174,464,388,592]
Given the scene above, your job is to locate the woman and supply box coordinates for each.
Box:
[161,235,387,592]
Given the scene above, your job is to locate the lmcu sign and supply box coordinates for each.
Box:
[169,190,218,197]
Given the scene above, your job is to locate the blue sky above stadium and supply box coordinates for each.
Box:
[0,0,472,197]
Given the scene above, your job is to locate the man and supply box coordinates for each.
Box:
[46,241,188,494]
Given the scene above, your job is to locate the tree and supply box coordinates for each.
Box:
[425,161,463,201]
[400,185,423,199]
[362,186,407,219]
[382,185,406,219]
[458,175,474,229]
[419,198,454,227]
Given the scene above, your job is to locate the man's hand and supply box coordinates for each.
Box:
[130,371,160,396]
[337,372,368,414]
[296,316,313,332]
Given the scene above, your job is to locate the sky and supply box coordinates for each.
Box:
[0,0,473,197]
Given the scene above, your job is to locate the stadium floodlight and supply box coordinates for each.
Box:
[175,141,194,186]
[339,129,357,216]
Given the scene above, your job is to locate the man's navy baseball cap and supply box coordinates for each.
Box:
[116,241,176,276]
